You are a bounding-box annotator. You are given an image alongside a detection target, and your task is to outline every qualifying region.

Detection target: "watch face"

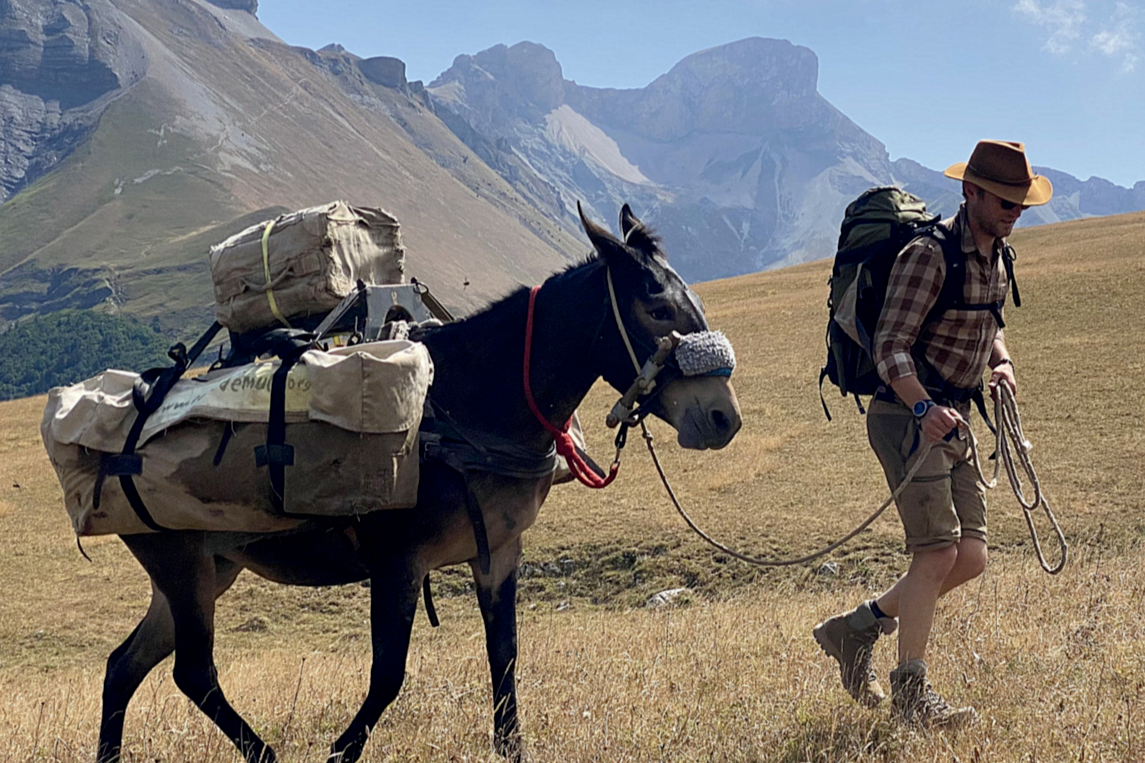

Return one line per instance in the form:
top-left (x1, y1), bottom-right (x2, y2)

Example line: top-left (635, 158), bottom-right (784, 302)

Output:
top-left (913, 400), bottom-right (931, 417)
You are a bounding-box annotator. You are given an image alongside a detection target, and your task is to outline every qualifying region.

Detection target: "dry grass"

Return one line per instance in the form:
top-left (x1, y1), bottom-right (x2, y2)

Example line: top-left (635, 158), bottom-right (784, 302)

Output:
top-left (2, 211), bottom-right (1143, 761)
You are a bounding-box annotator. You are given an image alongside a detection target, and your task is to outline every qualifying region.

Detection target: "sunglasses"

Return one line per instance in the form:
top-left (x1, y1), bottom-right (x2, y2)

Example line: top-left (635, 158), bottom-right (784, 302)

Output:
top-left (998, 198), bottom-right (1030, 211)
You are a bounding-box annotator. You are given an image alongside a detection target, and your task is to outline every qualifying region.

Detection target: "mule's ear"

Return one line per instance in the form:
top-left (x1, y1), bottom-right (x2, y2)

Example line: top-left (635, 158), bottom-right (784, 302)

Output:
top-left (619, 203), bottom-right (659, 258)
top-left (578, 200), bottom-right (622, 256)
top-left (619, 203), bottom-right (640, 240)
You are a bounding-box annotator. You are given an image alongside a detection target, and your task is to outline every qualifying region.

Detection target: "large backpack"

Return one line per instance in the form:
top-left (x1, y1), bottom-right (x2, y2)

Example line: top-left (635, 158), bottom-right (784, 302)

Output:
top-left (819, 187), bottom-right (1019, 417)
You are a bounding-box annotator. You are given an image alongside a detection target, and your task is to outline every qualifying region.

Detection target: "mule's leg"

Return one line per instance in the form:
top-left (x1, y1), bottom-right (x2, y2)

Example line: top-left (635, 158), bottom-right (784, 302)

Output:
top-left (327, 562), bottom-right (421, 763)
top-left (97, 558), bottom-right (243, 762)
top-left (96, 583), bottom-right (174, 763)
top-left (474, 537), bottom-right (525, 761)
top-left (123, 535), bottom-right (275, 763)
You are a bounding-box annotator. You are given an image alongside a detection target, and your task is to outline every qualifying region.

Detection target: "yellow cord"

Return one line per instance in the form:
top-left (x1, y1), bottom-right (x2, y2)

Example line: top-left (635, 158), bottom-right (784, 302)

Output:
top-left (261, 220), bottom-right (291, 328)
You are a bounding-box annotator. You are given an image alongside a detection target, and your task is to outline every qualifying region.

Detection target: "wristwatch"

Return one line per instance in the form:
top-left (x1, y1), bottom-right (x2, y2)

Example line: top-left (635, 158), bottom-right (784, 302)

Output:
top-left (912, 399), bottom-right (937, 419)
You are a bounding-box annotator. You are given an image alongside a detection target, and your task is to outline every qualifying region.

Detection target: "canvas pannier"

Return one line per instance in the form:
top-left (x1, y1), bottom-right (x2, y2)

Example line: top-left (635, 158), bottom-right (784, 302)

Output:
top-left (41, 340), bottom-right (432, 536)
top-left (210, 201), bottom-right (406, 334)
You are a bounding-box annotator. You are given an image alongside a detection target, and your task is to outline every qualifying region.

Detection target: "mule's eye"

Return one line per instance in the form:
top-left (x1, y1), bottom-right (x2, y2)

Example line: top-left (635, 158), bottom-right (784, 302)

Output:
top-left (649, 306), bottom-right (675, 322)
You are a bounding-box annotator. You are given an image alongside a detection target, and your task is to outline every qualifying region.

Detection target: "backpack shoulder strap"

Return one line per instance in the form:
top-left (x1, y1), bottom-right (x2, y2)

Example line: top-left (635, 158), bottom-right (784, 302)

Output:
top-left (920, 222), bottom-right (1009, 330)
top-left (908, 222), bottom-right (963, 328)
top-left (932, 222), bottom-right (965, 311)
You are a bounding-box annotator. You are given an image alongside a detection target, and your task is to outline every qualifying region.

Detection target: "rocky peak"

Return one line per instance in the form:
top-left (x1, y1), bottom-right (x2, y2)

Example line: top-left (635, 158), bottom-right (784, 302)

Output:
top-left (663, 37), bottom-right (819, 102)
top-left (430, 41), bottom-right (565, 133)
top-left (0, 0), bottom-right (147, 200)
top-left (566, 37), bottom-right (832, 142)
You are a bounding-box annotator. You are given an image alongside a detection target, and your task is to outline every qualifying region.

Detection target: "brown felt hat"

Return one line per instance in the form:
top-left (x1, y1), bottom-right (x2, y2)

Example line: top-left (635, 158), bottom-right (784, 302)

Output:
top-left (944, 140), bottom-right (1053, 206)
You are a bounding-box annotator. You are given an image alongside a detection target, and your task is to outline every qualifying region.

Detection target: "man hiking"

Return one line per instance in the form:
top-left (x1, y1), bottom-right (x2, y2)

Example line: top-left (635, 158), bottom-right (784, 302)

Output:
top-left (813, 140), bottom-right (1053, 727)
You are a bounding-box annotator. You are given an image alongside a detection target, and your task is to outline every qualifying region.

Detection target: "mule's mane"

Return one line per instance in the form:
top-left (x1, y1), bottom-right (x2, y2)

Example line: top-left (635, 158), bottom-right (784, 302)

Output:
top-left (428, 254), bottom-right (606, 338)
top-left (425, 222), bottom-right (666, 342)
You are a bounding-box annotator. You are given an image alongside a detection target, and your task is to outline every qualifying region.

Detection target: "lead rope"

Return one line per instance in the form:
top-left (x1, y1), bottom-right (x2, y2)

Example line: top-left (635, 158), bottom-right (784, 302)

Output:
top-left (645, 385), bottom-right (1067, 573)
top-left (641, 421), bottom-right (932, 568)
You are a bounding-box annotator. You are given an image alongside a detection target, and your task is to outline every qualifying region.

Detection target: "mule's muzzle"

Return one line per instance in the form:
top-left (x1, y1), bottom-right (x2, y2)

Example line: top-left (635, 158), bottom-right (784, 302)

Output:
top-left (675, 382), bottom-right (742, 450)
top-left (675, 330), bottom-right (740, 448)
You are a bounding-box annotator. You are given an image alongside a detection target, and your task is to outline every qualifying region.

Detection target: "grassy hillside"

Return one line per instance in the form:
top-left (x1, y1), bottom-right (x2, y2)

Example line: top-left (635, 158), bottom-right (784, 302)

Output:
top-left (1, 210), bottom-right (1142, 761)
top-left (0, 0), bottom-right (589, 339)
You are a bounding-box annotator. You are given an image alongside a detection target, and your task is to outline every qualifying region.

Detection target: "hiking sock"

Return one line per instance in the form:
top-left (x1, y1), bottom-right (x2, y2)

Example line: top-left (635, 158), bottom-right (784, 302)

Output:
top-left (869, 600), bottom-right (890, 621)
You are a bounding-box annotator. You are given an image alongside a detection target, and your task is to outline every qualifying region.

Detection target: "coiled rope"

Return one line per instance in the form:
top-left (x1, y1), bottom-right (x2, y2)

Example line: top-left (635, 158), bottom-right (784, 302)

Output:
top-left (647, 383), bottom-right (1067, 573)
top-left (966, 383), bottom-right (1068, 574)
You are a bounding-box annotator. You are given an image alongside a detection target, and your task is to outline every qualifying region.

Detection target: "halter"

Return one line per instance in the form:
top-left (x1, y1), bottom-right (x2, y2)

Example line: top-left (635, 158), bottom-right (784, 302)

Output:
top-left (523, 267), bottom-right (736, 489)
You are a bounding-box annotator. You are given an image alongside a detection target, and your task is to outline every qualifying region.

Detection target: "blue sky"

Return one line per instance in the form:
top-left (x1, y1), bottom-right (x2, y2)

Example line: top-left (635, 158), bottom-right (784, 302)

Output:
top-left (259, 0), bottom-right (1145, 187)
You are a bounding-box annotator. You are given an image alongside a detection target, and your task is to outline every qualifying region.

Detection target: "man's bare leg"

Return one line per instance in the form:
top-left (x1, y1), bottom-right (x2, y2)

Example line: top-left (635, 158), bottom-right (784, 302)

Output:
top-left (874, 538), bottom-right (987, 660)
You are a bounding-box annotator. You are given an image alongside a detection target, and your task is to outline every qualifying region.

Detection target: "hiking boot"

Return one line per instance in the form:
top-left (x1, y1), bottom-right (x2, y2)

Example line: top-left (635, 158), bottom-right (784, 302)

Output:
top-left (890, 659), bottom-right (976, 729)
top-left (813, 601), bottom-right (897, 707)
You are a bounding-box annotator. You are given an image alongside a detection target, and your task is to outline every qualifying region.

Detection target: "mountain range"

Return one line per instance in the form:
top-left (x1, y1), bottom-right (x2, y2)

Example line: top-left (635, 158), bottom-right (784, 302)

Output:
top-left (2, 0), bottom-right (1142, 333)
top-left (427, 38), bottom-right (1145, 281)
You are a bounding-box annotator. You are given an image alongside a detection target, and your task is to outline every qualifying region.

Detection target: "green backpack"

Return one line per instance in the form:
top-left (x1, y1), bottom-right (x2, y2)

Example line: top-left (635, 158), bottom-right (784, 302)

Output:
top-left (818, 186), bottom-right (1019, 417)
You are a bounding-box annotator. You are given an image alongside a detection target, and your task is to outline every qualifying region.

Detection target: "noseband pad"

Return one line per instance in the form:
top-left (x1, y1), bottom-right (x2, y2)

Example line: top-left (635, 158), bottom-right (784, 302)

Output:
top-left (676, 331), bottom-right (736, 377)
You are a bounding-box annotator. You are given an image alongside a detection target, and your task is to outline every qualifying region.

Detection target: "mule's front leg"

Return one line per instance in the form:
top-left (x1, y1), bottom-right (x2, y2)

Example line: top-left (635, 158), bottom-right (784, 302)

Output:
top-left (473, 537), bottom-right (525, 761)
top-left (328, 562), bottom-right (420, 763)
top-left (97, 589), bottom-right (175, 763)
top-left (124, 535), bottom-right (274, 763)
top-left (98, 559), bottom-right (243, 763)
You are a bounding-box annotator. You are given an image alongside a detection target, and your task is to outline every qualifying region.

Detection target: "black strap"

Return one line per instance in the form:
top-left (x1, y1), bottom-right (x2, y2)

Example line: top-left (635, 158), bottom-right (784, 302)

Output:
top-left (817, 367), bottom-right (833, 421)
top-left (420, 402), bottom-right (558, 480)
top-left (422, 575), bottom-right (440, 628)
top-left (421, 433), bottom-right (493, 576)
top-left (464, 482), bottom-right (492, 576)
top-left (95, 322), bottom-right (225, 532)
top-left (213, 423), bottom-right (235, 466)
top-left (925, 225), bottom-right (1016, 332)
top-left (972, 388), bottom-right (997, 436)
top-left (573, 443), bottom-right (607, 480)
top-left (255, 359), bottom-right (296, 514)
top-left (1002, 244), bottom-right (1021, 307)
top-left (252, 332), bottom-right (315, 515)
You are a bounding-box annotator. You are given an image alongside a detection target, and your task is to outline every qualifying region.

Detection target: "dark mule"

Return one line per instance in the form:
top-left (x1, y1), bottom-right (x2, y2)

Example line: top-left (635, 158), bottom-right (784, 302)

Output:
top-left (95, 205), bottom-right (742, 763)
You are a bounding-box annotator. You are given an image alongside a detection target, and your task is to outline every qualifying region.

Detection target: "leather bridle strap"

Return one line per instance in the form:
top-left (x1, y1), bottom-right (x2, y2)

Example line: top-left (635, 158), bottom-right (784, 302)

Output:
top-left (606, 267), bottom-right (642, 376)
top-left (523, 284), bottom-right (618, 488)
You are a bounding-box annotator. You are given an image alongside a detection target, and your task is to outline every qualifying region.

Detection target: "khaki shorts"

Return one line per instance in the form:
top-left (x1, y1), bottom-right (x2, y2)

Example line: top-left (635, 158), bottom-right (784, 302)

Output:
top-left (866, 398), bottom-right (987, 553)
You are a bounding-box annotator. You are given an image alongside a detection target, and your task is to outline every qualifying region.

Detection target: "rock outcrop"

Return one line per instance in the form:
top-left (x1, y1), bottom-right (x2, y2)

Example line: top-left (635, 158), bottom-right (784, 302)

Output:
top-left (432, 43), bottom-right (566, 134)
top-left (359, 56), bottom-right (406, 90)
top-left (0, 0), bottom-right (146, 200)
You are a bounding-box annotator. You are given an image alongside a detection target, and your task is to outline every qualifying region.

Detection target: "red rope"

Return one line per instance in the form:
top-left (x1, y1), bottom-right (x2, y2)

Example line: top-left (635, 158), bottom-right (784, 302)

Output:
top-left (523, 285), bottom-right (618, 488)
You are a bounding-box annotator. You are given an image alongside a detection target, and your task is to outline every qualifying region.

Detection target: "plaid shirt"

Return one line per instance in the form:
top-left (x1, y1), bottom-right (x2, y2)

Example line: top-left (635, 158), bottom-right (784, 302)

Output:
top-left (874, 204), bottom-right (1008, 391)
